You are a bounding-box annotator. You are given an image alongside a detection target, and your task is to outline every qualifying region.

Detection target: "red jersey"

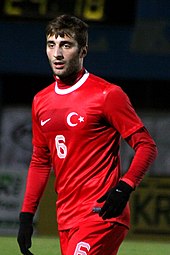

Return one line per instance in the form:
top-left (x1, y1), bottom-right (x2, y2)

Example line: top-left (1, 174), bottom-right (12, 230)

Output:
top-left (22, 71), bottom-right (145, 230)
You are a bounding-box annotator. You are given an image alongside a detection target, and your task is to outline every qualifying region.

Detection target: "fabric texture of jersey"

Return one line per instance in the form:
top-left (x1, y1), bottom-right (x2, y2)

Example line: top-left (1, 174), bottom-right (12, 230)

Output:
top-left (24, 71), bottom-right (144, 230)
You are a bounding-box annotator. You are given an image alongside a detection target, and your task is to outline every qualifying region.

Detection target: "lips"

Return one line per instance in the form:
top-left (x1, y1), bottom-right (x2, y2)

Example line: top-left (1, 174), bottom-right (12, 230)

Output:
top-left (53, 61), bottom-right (65, 69)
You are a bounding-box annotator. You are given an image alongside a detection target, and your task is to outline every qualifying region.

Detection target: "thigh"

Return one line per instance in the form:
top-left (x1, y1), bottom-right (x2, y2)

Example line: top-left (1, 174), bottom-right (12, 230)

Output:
top-left (66, 221), bottom-right (128, 255)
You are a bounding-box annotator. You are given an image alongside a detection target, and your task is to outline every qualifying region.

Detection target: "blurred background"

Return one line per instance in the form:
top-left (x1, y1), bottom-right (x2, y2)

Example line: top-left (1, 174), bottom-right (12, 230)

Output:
top-left (0, 0), bottom-right (169, 239)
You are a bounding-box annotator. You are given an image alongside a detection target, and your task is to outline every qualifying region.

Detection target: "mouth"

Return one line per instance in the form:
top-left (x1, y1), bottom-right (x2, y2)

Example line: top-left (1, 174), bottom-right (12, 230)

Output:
top-left (53, 61), bottom-right (65, 69)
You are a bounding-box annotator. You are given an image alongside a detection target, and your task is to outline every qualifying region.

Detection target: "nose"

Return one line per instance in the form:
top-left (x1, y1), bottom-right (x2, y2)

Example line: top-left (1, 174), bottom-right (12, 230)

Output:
top-left (54, 46), bottom-right (63, 60)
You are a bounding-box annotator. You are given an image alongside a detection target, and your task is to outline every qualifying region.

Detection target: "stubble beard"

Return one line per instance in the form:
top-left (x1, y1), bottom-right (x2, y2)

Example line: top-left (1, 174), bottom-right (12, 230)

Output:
top-left (53, 59), bottom-right (81, 80)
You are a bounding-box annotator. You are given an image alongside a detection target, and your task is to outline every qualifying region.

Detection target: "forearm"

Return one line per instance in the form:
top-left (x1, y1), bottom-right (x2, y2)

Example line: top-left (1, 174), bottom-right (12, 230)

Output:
top-left (122, 128), bottom-right (158, 187)
top-left (21, 166), bottom-right (51, 213)
top-left (21, 146), bottom-right (52, 213)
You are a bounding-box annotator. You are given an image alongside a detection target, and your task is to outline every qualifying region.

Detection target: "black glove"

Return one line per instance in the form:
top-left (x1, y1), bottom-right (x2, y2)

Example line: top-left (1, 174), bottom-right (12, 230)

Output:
top-left (97, 180), bottom-right (133, 220)
top-left (17, 212), bottom-right (34, 255)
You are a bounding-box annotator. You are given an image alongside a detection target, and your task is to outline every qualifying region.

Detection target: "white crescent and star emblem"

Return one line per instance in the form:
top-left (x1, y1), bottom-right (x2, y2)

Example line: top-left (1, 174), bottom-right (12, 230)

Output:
top-left (67, 112), bottom-right (84, 127)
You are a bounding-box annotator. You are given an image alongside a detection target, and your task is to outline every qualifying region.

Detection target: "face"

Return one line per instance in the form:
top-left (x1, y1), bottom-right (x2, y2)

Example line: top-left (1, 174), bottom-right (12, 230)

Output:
top-left (46, 34), bottom-right (87, 79)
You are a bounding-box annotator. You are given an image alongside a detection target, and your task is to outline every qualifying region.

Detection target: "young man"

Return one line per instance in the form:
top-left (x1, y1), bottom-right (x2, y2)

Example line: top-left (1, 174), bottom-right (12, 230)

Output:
top-left (17, 14), bottom-right (157, 255)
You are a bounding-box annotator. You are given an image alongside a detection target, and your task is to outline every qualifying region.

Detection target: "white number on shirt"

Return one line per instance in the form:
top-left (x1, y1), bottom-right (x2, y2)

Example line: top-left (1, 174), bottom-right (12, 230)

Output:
top-left (74, 241), bottom-right (91, 255)
top-left (55, 135), bottom-right (67, 158)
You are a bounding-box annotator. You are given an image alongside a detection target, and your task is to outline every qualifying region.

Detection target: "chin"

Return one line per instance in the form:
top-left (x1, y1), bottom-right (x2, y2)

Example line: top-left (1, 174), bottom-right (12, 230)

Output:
top-left (54, 70), bottom-right (65, 77)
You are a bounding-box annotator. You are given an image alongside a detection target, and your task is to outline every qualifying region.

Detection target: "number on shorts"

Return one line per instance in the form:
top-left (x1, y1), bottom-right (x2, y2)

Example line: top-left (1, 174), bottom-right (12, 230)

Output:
top-left (74, 241), bottom-right (90, 255)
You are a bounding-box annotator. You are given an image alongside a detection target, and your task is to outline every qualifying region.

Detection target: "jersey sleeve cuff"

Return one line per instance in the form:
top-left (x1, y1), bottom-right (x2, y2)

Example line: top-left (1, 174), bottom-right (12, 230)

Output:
top-left (120, 177), bottom-right (135, 189)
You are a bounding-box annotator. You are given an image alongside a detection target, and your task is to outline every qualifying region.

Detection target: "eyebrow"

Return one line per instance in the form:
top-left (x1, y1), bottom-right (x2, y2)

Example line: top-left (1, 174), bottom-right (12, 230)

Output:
top-left (46, 40), bottom-right (55, 44)
top-left (47, 39), bottom-right (73, 44)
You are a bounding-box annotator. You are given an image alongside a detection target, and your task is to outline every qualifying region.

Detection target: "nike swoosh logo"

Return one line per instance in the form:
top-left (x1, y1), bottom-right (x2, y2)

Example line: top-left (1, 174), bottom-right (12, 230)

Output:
top-left (41, 118), bottom-right (51, 126)
top-left (116, 189), bottom-right (122, 193)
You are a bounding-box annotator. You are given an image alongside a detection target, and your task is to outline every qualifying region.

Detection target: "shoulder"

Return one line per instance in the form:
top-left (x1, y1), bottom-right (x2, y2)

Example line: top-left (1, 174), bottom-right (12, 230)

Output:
top-left (88, 73), bottom-right (112, 86)
top-left (33, 82), bottom-right (55, 103)
top-left (88, 73), bottom-right (117, 88)
top-left (88, 73), bottom-right (125, 96)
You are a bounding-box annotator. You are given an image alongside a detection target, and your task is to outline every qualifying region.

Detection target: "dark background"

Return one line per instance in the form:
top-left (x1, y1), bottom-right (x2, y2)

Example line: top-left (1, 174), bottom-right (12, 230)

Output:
top-left (0, 0), bottom-right (170, 111)
top-left (0, 0), bottom-right (170, 237)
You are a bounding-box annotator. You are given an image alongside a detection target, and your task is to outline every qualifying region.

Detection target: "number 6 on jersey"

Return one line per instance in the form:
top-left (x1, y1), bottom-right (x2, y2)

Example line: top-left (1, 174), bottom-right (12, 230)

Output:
top-left (55, 135), bottom-right (67, 159)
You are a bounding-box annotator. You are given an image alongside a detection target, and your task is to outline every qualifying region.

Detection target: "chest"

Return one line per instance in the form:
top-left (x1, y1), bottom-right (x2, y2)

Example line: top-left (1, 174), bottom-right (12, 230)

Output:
top-left (36, 89), bottom-right (108, 137)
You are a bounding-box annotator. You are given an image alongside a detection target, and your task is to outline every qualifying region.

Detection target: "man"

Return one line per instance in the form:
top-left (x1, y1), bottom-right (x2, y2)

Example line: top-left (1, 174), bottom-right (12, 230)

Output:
top-left (17, 14), bottom-right (157, 255)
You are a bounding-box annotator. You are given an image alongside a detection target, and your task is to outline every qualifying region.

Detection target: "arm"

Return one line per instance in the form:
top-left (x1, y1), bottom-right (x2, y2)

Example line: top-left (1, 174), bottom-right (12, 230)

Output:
top-left (17, 145), bottom-right (51, 255)
top-left (97, 127), bottom-right (158, 219)
top-left (96, 85), bottom-right (158, 219)
top-left (121, 127), bottom-right (158, 187)
top-left (22, 145), bottom-right (52, 213)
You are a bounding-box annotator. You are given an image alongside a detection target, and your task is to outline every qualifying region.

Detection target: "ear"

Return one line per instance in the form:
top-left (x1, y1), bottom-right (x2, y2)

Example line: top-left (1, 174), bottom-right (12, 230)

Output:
top-left (80, 45), bottom-right (88, 58)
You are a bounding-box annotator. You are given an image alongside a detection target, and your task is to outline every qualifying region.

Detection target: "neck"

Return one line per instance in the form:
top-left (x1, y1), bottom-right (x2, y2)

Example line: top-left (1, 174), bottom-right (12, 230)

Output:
top-left (55, 68), bottom-right (85, 88)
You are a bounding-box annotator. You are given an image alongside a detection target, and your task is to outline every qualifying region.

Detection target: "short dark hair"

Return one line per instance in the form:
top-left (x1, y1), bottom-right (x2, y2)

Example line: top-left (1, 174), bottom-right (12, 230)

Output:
top-left (46, 14), bottom-right (88, 48)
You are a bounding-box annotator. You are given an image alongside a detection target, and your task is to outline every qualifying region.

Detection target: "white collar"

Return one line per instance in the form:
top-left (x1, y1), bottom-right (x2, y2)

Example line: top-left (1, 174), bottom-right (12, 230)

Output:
top-left (55, 70), bottom-right (89, 95)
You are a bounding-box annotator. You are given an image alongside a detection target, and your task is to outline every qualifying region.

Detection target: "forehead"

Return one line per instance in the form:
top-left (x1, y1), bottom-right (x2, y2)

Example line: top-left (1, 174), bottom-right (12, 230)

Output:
top-left (47, 34), bottom-right (76, 42)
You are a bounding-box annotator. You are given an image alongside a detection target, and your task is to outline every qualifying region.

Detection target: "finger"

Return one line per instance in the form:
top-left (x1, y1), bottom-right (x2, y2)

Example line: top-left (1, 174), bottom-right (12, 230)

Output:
top-left (97, 194), bottom-right (107, 203)
top-left (25, 228), bottom-right (33, 249)
top-left (18, 242), bottom-right (27, 255)
top-left (102, 206), bottom-right (114, 220)
top-left (102, 204), bottom-right (124, 219)
top-left (24, 250), bottom-right (34, 255)
top-left (26, 239), bottom-right (32, 249)
top-left (98, 203), bottom-right (109, 217)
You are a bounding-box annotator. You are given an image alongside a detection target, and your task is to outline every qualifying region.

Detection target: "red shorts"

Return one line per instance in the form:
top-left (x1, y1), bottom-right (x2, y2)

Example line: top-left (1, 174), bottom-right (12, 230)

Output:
top-left (58, 221), bottom-right (128, 255)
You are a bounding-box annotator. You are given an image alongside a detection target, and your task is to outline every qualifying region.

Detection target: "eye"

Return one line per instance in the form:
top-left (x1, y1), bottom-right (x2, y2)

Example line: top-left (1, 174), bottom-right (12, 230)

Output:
top-left (63, 43), bottom-right (71, 49)
top-left (47, 42), bottom-right (55, 49)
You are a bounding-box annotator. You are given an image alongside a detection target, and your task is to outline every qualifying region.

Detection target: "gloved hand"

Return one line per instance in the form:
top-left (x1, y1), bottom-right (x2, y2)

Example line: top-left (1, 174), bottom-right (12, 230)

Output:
top-left (97, 180), bottom-right (133, 219)
top-left (17, 212), bottom-right (34, 255)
